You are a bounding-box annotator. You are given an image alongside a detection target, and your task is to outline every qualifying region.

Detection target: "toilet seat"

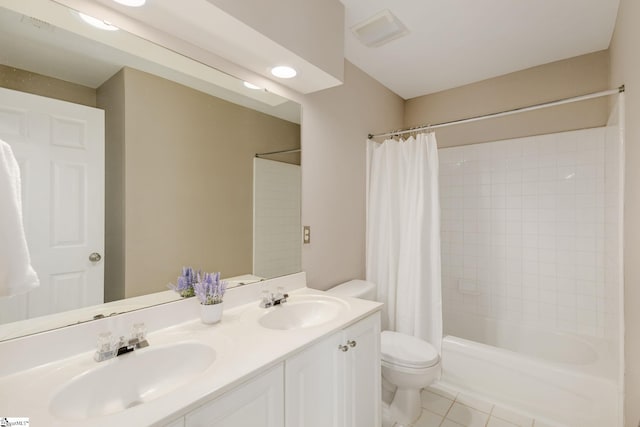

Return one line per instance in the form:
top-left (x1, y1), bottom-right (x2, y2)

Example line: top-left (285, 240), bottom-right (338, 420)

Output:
top-left (381, 331), bottom-right (439, 369)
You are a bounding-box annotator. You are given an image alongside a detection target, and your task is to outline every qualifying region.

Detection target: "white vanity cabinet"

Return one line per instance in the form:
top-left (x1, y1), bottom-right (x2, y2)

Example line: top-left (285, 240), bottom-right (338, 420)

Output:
top-left (165, 311), bottom-right (381, 427)
top-left (185, 364), bottom-right (284, 427)
top-left (284, 312), bottom-right (381, 427)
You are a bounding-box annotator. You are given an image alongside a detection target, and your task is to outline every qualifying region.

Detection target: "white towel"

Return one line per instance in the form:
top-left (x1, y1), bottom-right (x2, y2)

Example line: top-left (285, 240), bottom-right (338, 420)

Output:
top-left (0, 139), bottom-right (39, 297)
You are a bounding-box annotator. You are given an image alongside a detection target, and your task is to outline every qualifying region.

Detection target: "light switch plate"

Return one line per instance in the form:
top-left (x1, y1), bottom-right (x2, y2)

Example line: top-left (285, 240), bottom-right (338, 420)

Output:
top-left (303, 226), bottom-right (311, 244)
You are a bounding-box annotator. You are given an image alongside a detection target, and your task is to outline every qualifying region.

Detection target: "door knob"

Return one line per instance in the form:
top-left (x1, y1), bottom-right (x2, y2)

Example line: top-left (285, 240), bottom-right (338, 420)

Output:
top-left (89, 252), bottom-right (102, 262)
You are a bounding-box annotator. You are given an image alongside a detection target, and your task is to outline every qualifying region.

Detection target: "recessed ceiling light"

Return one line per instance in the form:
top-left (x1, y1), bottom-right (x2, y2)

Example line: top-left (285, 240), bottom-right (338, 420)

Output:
top-left (271, 66), bottom-right (297, 79)
top-left (243, 81), bottom-right (261, 90)
top-left (113, 0), bottom-right (146, 6)
top-left (77, 12), bottom-right (119, 31)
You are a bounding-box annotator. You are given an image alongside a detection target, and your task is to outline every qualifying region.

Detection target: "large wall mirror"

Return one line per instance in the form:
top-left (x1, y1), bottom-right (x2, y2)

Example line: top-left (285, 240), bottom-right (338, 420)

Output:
top-left (0, 0), bottom-right (301, 341)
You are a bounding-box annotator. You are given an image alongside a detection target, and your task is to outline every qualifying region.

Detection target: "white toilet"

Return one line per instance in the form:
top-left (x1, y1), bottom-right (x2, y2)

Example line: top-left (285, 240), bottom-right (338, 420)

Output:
top-left (327, 280), bottom-right (441, 427)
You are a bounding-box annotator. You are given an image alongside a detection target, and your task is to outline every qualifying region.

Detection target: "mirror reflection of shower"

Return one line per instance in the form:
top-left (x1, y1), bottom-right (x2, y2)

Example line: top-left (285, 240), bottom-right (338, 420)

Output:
top-left (253, 149), bottom-right (302, 279)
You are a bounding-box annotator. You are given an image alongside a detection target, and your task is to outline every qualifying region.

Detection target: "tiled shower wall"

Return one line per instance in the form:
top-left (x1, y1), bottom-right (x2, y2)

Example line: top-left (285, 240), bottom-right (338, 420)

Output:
top-left (439, 127), bottom-right (621, 339)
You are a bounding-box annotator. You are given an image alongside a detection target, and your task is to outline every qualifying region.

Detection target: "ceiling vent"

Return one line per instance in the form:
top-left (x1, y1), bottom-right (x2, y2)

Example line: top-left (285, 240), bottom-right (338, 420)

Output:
top-left (351, 9), bottom-right (409, 48)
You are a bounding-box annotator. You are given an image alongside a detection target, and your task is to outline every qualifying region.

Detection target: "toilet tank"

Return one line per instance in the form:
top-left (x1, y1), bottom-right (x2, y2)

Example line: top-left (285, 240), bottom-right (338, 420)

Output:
top-left (326, 279), bottom-right (377, 300)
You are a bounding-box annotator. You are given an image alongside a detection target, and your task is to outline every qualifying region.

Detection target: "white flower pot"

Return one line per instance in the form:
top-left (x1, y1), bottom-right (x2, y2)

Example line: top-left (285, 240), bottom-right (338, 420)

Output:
top-left (200, 302), bottom-right (224, 324)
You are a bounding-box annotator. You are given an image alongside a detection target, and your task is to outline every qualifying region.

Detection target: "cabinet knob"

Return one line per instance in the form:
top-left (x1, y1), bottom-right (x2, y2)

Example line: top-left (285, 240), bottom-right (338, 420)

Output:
top-left (338, 344), bottom-right (349, 352)
top-left (347, 340), bottom-right (357, 348)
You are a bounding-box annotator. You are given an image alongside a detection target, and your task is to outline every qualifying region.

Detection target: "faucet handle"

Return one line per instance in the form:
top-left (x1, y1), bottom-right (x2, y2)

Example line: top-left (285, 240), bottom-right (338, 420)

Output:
top-left (131, 323), bottom-right (149, 348)
top-left (259, 289), bottom-right (272, 308)
top-left (94, 332), bottom-right (116, 362)
top-left (132, 322), bottom-right (146, 341)
top-left (277, 287), bottom-right (288, 304)
top-left (97, 331), bottom-right (113, 352)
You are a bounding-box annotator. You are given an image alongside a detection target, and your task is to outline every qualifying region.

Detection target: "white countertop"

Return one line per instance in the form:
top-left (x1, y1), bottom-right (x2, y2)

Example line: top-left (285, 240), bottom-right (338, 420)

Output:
top-left (0, 286), bottom-right (382, 426)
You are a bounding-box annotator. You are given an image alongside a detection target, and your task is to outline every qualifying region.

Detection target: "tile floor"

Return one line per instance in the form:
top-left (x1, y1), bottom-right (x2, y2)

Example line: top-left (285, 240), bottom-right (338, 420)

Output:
top-left (392, 382), bottom-right (566, 427)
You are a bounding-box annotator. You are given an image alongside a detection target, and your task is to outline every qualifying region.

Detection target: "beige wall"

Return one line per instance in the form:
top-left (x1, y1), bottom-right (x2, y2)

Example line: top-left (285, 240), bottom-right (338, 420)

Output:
top-left (404, 51), bottom-right (610, 148)
top-left (100, 67), bottom-right (300, 299)
top-left (97, 70), bottom-right (126, 303)
top-left (0, 64), bottom-right (96, 107)
top-left (300, 60), bottom-right (404, 289)
top-left (609, 0), bottom-right (640, 425)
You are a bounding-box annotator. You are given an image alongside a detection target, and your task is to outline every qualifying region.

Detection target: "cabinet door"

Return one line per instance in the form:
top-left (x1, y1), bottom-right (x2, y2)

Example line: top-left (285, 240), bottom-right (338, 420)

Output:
top-left (285, 331), bottom-right (345, 427)
top-left (343, 312), bottom-right (381, 427)
top-left (186, 364), bottom-right (284, 427)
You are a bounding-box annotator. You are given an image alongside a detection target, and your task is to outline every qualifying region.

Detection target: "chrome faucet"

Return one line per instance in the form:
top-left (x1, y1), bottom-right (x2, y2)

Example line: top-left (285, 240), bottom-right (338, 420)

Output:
top-left (94, 322), bottom-right (149, 362)
top-left (259, 287), bottom-right (289, 308)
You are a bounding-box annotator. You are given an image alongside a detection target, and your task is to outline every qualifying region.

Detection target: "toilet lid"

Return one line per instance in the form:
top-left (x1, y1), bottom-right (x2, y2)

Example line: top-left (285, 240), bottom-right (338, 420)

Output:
top-left (381, 331), bottom-right (439, 369)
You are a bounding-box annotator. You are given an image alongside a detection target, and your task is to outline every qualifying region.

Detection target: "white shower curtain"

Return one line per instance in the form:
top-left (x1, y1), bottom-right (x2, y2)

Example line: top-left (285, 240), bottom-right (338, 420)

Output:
top-left (366, 132), bottom-right (442, 351)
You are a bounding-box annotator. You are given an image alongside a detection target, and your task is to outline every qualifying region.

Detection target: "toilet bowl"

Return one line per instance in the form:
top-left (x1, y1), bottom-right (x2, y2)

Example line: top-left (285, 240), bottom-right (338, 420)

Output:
top-left (326, 280), bottom-right (441, 427)
top-left (381, 331), bottom-right (440, 426)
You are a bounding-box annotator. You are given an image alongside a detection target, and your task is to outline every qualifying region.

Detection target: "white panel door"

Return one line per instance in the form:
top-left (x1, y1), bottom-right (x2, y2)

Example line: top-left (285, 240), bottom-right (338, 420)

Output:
top-left (0, 87), bottom-right (104, 323)
top-left (285, 330), bottom-right (345, 427)
top-left (186, 364), bottom-right (284, 427)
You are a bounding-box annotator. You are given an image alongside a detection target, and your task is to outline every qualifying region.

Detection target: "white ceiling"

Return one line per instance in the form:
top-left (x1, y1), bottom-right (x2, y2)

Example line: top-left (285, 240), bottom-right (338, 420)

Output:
top-left (341, 0), bottom-right (620, 100)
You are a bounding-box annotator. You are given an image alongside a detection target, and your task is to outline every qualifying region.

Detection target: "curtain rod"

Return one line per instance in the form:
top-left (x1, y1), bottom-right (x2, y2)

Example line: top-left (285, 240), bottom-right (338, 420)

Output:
top-left (368, 85), bottom-right (625, 140)
top-left (255, 148), bottom-right (301, 157)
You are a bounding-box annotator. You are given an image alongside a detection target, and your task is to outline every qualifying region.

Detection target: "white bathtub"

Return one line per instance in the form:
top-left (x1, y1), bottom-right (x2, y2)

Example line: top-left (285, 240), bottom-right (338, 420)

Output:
top-left (440, 316), bottom-right (621, 426)
top-left (444, 313), bottom-right (618, 376)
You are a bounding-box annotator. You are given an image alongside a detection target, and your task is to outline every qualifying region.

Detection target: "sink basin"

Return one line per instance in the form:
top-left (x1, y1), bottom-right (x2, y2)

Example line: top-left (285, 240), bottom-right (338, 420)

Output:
top-left (49, 341), bottom-right (215, 421)
top-left (259, 295), bottom-right (349, 330)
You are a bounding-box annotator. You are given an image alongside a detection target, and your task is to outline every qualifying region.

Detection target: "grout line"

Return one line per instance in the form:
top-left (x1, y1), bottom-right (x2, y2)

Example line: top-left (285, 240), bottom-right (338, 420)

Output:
top-left (434, 389), bottom-right (549, 427)
top-left (420, 387), bottom-right (554, 427)
top-left (485, 403), bottom-right (499, 427)
top-left (438, 395), bottom-right (457, 427)
top-left (439, 415), bottom-right (464, 427)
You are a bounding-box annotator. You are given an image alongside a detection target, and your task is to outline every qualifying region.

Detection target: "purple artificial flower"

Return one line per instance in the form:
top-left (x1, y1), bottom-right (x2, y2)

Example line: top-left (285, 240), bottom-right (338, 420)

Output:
top-left (168, 266), bottom-right (197, 297)
top-left (193, 271), bottom-right (227, 305)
